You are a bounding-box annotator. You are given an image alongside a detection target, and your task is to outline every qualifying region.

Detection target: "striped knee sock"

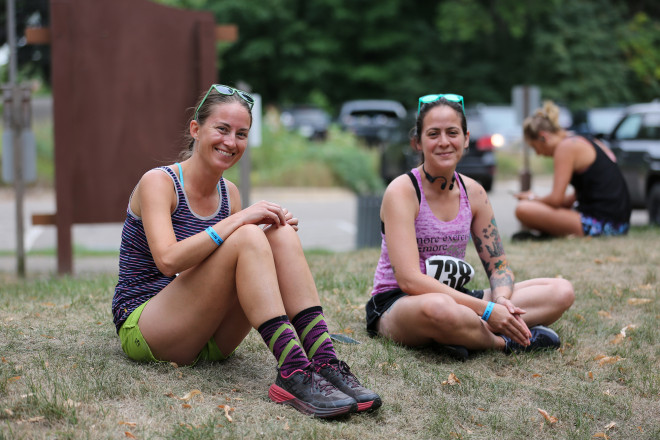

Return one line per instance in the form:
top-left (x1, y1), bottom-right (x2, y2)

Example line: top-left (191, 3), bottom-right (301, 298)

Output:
top-left (258, 316), bottom-right (311, 377)
top-left (291, 306), bottom-right (337, 365)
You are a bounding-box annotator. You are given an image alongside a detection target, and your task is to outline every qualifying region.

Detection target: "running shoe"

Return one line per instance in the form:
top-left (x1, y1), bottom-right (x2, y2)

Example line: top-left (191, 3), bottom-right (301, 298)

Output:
top-left (269, 365), bottom-right (358, 418)
top-left (502, 325), bottom-right (561, 354)
top-left (315, 359), bottom-right (382, 412)
top-left (433, 344), bottom-right (469, 362)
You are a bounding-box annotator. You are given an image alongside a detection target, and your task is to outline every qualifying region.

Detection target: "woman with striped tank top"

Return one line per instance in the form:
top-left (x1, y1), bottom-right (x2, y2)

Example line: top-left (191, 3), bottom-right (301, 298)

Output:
top-left (112, 84), bottom-right (380, 418)
top-left (365, 94), bottom-right (575, 360)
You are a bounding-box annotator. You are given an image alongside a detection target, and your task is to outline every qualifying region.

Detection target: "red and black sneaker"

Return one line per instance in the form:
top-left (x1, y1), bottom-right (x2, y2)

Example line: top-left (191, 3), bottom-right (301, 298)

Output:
top-left (268, 365), bottom-right (358, 418)
top-left (315, 359), bottom-right (382, 412)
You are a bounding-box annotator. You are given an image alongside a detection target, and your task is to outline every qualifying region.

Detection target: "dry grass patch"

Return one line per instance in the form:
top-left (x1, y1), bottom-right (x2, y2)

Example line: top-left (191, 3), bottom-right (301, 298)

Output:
top-left (1, 228), bottom-right (659, 439)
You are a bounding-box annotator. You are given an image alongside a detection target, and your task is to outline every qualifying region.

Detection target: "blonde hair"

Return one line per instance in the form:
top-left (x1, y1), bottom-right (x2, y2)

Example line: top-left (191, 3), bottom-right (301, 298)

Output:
top-left (523, 100), bottom-right (562, 141)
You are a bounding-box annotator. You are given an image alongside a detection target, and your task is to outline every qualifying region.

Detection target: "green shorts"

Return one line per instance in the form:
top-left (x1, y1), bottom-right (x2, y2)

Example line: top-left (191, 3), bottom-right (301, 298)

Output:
top-left (118, 300), bottom-right (230, 364)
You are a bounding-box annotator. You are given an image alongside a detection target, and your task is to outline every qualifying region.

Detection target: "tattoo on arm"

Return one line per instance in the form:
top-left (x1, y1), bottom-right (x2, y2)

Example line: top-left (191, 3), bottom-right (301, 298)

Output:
top-left (473, 234), bottom-right (484, 254)
top-left (482, 218), bottom-right (505, 257)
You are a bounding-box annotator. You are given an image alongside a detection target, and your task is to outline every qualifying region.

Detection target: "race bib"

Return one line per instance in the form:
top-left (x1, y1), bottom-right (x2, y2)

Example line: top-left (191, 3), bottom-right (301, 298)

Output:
top-left (425, 256), bottom-right (475, 291)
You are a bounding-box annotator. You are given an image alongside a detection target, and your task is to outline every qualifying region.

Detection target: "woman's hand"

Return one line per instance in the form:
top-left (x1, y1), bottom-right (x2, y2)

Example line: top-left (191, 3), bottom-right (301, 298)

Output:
top-left (486, 302), bottom-right (532, 347)
top-left (239, 200), bottom-right (288, 227)
top-left (514, 191), bottom-right (536, 201)
top-left (282, 207), bottom-right (299, 231)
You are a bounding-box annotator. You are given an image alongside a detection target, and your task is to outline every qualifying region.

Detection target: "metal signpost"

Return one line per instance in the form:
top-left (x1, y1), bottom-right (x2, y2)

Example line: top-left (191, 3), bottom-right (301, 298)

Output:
top-left (2, 0), bottom-right (35, 278)
top-left (512, 85), bottom-right (541, 192)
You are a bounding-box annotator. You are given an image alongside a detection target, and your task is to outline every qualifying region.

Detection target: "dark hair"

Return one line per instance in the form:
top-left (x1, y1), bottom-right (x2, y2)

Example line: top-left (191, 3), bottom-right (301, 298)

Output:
top-left (412, 98), bottom-right (467, 143)
top-left (179, 88), bottom-right (253, 160)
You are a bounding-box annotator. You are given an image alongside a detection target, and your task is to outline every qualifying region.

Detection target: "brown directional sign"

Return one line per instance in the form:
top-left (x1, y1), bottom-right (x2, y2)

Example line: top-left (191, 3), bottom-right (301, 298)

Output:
top-left (48, 0), bottom-right (218, 273)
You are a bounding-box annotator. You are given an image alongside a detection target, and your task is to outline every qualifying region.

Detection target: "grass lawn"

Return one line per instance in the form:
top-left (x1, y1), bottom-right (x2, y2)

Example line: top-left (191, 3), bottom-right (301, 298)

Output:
top-left (1, 227), bottom-right (659, 439)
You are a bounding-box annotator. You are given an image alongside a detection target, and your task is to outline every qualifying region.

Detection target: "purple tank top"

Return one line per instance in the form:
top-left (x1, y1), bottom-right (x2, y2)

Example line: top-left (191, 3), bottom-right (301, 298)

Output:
top-left (371, 168), bottom-right (472, 295)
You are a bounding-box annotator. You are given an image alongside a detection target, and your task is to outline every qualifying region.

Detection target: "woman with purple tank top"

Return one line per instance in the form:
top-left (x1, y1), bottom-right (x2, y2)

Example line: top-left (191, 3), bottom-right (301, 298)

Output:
top-left (112, 84), bottom-right (380, 418)
top-left (365, 94), bottom-right (575, 359)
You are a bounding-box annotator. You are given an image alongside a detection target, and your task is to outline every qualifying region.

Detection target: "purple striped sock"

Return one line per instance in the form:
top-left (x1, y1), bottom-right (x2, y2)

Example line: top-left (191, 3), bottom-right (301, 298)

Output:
top-left (292, 306), bottom-right (337, 364)
top-left (258, 315), bottom-right (310, 376)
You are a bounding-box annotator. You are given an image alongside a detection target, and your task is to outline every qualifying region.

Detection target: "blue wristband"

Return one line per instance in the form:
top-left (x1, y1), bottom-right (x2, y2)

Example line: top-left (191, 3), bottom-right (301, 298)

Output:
top-left (481, 301), bottom-right (495, 322)
top-left (205, 226), bottom-right (224, 246)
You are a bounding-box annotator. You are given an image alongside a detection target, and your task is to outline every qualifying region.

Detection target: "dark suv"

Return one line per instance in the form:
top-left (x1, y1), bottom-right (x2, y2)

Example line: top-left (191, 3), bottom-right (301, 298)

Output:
top-left (338, 100), bottom-right (408, 146)
top-left (607, 101), bottom-right (660, 224)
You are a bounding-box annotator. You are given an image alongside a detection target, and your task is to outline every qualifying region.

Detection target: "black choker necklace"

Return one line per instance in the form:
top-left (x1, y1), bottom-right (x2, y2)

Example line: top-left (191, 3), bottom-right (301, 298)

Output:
top-left (423, 164), bottom-right (455, 190)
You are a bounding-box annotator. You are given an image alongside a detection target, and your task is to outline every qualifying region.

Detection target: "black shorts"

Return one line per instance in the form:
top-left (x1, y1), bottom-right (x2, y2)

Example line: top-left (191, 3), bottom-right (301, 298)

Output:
top-left (365, 287), bottom-right (484, 337)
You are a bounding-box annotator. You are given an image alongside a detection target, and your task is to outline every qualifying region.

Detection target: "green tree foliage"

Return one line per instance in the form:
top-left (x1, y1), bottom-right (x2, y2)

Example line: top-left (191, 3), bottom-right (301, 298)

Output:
top-left (17, 0), bottom-right (658, 111)
top-left (618, 12), bottom-right (660, 97)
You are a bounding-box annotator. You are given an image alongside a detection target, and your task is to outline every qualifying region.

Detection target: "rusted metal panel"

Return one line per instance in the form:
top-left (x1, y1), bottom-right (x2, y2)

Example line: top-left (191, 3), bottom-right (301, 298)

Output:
top-left (49, 0), bottom-right (217, 273)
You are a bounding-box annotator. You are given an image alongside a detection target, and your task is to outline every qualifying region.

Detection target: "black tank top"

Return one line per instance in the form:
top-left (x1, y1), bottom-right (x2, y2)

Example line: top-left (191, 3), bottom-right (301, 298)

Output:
top-left (570, 137), bottom-right (631, 224)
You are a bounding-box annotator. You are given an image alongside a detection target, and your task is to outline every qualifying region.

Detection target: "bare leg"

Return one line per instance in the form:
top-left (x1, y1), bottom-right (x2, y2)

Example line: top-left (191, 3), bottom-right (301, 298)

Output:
top-left (376, 293), bottom-right (506, 351)
top-left (264, 224), bottom-right (321, 318)
top-left (138, 224), bottom-right (288, 365)
top-left (515, 201), bottom-right (584, 236)
top-left (483, 277), bottom-right (574, 327)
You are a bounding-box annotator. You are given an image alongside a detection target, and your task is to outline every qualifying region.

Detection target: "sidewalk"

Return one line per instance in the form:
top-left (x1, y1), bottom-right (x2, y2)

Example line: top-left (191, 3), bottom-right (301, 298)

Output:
top-left (0, 178), bottom-right (648, 276)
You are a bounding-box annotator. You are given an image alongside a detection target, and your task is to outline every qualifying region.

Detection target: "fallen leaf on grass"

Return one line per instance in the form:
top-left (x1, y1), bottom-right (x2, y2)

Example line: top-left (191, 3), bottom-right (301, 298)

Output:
top-left (610, 324), bottom-right (638, 344)
top-left (597, 311), bottom-right (612, 319)
top-left (27, 416), bottom-right (45, 423)
top-left (124, 432), bottom-right (136, 439)
top-left (1, 357), bottom-right (6, 363)
top-left (627, 298), bottom-right (651, 305)
top-left (442, 373), bottom-right (461, 385)
top-left (604, 421), bottom-right (617, 431)
top-left (594, 355), bottom-right (624, 366)
top-left (217, 404), bottom-right (234, 422)
top-left (457, 422), bottom-right (473, 434)
top-left (7, 376), bottom-right (21, 383)
top-left (587, 371), bottom-right (594, 380)
top-left (537, 408), bottom-right (558, 425)
top-left (165, 389), bottom-right (202, 402)
top-left (180, 390), bottom-right (202, 402)
top-left (64, 399), bottom-right (81, 408)
top-left (592, 433), bottom-right (609, 439)
top-left (118, 421), bottom-right (137, 427)
top-left (609, 333), bottom-right (625, 345)
top-left (41, 334), bottom-right (54, 339)
top-left (619, 324), bottom-right (637, 337)
top-left (532, 373), bottom-right (542, 378)
top-left (182, 404), bottom-right (192, 409)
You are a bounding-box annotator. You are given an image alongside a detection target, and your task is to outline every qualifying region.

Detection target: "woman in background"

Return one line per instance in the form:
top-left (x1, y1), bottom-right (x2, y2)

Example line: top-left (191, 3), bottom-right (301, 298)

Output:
top-left (514, 101), bottom-right (631, 238)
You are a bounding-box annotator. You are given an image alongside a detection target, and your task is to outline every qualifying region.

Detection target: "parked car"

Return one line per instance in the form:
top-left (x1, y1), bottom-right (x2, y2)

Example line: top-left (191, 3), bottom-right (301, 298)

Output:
top-left (280, 105), bottom-right (331, 140)
top-left (465, 104), bottom-right (523, 151)
top-left (338, 99), bottom-right (408, 146)
top-left (571, 106), bottom-right (627, 138)
top-left (607, 100), bottom-right (660, 224)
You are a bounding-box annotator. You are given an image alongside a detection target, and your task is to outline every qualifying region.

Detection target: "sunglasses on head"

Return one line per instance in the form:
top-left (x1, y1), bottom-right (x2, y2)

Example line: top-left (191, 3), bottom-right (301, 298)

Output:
top-left (417, 93), bottom-right (465, 114)
top-left (195, 84), bottom-right (254, 120)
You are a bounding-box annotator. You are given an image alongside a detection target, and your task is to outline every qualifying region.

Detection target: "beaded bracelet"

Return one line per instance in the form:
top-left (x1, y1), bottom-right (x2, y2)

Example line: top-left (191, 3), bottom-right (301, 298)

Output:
top-left (481, 301), bottom-right (495, 322)
top-left (205, 226), bottom-right (224, 246)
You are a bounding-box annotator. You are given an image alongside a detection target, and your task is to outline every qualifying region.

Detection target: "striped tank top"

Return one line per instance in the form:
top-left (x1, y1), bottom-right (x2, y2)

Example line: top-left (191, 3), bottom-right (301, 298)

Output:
top-left (111, 165), bottom-right (231, 332)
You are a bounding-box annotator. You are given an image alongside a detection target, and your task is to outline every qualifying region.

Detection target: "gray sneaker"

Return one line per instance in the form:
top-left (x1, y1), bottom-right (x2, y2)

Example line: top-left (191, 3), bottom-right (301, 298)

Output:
top-left (315, 359), bottom-right (382, 412)
top-left (502, 325), bottom-right (561, 354)
top-left (269, 365), bottom-right (358, 418)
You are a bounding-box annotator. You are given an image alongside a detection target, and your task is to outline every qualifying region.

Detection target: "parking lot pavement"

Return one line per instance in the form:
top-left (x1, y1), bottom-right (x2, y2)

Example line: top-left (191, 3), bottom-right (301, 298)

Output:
top-left (0, 178), bottom-right (648, 276)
